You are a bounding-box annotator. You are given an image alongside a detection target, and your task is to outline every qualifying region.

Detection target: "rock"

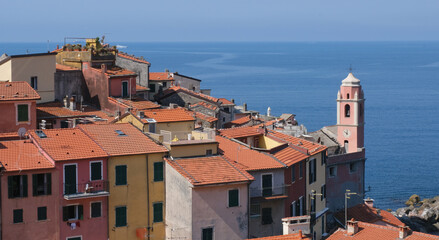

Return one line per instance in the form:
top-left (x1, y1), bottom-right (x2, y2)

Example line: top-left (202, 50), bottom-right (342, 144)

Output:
top-left (406, 194), bottom-right (421, 206)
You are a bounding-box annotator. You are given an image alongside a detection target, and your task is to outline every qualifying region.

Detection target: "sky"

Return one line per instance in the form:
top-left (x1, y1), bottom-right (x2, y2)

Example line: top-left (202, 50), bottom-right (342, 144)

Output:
top-left (1, 0), bottom-right (439, 42)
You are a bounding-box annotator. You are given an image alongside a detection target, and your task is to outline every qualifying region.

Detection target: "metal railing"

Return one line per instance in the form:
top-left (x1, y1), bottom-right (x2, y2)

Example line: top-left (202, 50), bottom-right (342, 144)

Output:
top-left (64, 180), bottom-right (109, 196)
top-left (250, 185), bottom-right (289, 198)
top-left (161, 129), bottom-right (216, 144)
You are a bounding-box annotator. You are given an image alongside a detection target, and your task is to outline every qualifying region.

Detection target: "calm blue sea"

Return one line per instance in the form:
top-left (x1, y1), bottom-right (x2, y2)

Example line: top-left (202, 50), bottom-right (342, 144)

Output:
top-left (2, 41), bottom-right (439, 211)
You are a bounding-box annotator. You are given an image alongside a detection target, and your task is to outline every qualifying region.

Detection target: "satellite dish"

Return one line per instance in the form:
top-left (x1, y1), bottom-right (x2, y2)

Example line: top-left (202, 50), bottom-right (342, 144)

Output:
top-left (17, 127), bottom-right (26, 139)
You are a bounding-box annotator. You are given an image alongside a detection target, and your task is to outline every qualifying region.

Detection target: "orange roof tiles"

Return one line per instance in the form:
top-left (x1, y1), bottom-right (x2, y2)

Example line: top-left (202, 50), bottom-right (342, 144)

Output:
top-left (149, 72), bottom-right (174, 81)
top-left (266, 130), bottom-right (327, 155)
top-left (160, 86), bottom-right (220, 103)
top-left (216, 135), bottom-right (286, 171)
top-left (37, 102), bottom-right (111, 120)
top-left (140, 108), bottom-right (195, 123)
top-left (117, 53), bottom-right (150, 65)
top-left (29, 128), bottom-right (108, 161)
top-left (191, 101), bottom-right (218, 111)
top-left (0, 81), bottom-right (40, 101)
top-left (165, 155), bottom-right (254, 186)
top-left (333, 204), bottom-right (404, 227)
top-left (219, 98), bottom-right (234, 105)
top-left (229, 115), bottom-right (251, 125)
top-left (0, 140), bottom-right (54, 172)
top-left (194, 111), bottom-right (218, 123)
top-left (247, 233), bottom-right (311, 240)
top-left (79, 123), bottom-right (167, 156)
top-left (328, 221), bottom-right (439, 240)
top-left (272, 145), bottom-right (309, 166)
top-left (105, 67), bottom-right (136, 76)
top-left (136, 85), bottom-right (149, 91)
top-left (219, 126), bottom-right (263, 139)
top-left (111, 98), bottom-right (161, 111)
top-left (56, 63), bottom-right (80, 71)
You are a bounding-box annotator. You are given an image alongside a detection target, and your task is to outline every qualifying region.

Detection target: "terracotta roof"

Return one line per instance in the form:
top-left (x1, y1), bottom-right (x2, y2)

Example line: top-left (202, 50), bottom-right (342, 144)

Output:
top-left (140, 108), bottom-right (195, 123)
top-left (37, 102), bottom-right (111, 120)
top-left (111, 98), bottom-right (161, 111)
top-left (79, 123), bottom-right (167, 156)
top-left (160, 86), bottom-right (220, 103)
top-left (328, 221), bottom-right (439, 240)
top-left (271, 145), bottom-right (309, 166)
top-left (165, 155), bottom-right (254, 186)
top-left (333, 203), bottom-right (404, 227)
top-left (219, 98), bottom-right (234, 105)
top-left (117, 53), bottom-right (150, 65)
top-left (219, 126), bottom-right (263, 139)
top-left (0, 140), bottom-right (54, 172)
top-left (136, 85), bottom-right (149, 91)
top-left (247, 233), bottom-right (311, 240)
top-left (216, 135), bottom-right (285, 171)
top-left (0, 81), bottom-right (40, 101)
top-left (149, 72), bottom-right (174, 81)
top-left (194, 111), bottom-right (217, 123)
top-left (191, 101), bottom-right (218, 111)
top-left (229, 115), bottom-right (251, 125)
top-left (92, 66), bottom-right (136, 77)
top-left (56, 63), bottom-right (79, 71)
top-left (266, 130), bottom-right (327, 155)
top-left (29, 128), bottom-right (108, 161)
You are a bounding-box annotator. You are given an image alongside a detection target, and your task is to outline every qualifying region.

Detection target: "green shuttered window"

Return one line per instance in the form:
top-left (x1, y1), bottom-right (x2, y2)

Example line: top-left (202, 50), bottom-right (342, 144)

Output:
top-left (202, 228), bottom-right (213, 240)
top-left (115, 206), bottom-right (127, 227)
top-left (32, 173), bottom-right (51, 196)
top-left (228, 189), bottom-right (239, 207)
top-left (115, 165), bottom-right (127, 185)
top-left (91, 202), bottom-right (101, 218)
top-left (90, 162), bottom-right (102, 181)
top-left (8, 175), bottom-right (27, 198)
top-left (153, 202), bottom-right (163, 223)
top-left (37, 206), bottom-right (47, 221)
top-left (13, 209), bottom-right (23, 223)
top-left (17, 104), bottom-right (29, 122)
top-left (153, 162), bottom-right (163, 182)
top-left (62, 205), bottom-right (83, 221)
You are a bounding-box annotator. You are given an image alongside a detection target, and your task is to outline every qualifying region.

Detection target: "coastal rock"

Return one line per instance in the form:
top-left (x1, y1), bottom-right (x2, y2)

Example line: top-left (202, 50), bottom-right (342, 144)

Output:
top-left (396, 195), bottom-right (439, 234)
top-left (405, 194), bottom-right (421, 206)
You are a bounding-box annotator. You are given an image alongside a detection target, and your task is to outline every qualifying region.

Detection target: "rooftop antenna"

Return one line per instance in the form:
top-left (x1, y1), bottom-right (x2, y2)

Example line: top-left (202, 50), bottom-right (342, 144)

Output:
top-left (349, 64), bottom-right (354, 73)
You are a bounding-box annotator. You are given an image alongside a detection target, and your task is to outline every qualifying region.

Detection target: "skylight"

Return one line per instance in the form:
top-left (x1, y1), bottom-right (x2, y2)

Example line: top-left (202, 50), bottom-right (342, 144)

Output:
top-left (115, 130), bottom-right (126, 136)
top-left (35, 130), bottom-right (47, 138)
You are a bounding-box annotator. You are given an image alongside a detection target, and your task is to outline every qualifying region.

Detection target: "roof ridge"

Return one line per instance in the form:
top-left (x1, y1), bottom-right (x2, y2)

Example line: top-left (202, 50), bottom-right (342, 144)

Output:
top-left (221, 155), bottom-right (253, 181)
top-left (77, 126), bottom-right (110, 156)
top-left (170, 158), bottom-right (199, 184)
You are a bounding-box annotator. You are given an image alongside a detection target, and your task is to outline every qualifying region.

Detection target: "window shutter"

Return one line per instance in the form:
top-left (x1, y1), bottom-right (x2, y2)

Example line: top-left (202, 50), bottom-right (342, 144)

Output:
top-left (116, 206), bottom-right (127, 227)
top-left (153, 162), bottom-right (163, 182)
top-left (32, 174), bottom-right (38, 196)
top-left (313, 159), bottom-right (317, 182)
top-left (153, 203), bottom-right (163, 222)
top-left (228, 189), bottom-right (239, 207)
top-left (91, 162), bottom-right (102, 180)
top-left (8, 176), bottom-right (13, 198)
top-left (17, 105), bottom-right (28, 122)
top-left (116, 166), bottom-right (127, 185)
top-left (78, 205), bottom-right (83, 220)
top-left (63, 206), bottom-right (68, 221)
top-left (22, 175), bottom-right (28, 197)
top-left (47, 173), bottom-right (52, 195)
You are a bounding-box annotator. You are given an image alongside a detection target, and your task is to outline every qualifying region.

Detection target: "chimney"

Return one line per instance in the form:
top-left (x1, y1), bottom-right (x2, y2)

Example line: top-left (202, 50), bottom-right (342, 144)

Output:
top-left (399, 226), bottom-right (410, 239)
top-left (231, 98), bottom-right (235, 104)
top-left (69, 96), bottom-right (76, 111)
top-left (364, 198), bottom-right (374, 208)
top-left (101, 64), bottom-right (107, 73)
top-left (137, 111), bottom-right (145, 119)
top-left (63, 96), bottom-right (69, 108)
top-left (298, 230), bottom-right (303, 240)
top-left (347, 219), bottom-right (359, 236)
top-left (243, 103), bottom-right (247, 111)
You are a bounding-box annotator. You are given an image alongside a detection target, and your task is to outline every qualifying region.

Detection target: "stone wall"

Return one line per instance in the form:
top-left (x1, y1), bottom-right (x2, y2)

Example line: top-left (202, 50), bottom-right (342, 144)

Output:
top-left (115, 54), bottom-right (149, 87)
top-left (54, 70), bottom-right (89, 102)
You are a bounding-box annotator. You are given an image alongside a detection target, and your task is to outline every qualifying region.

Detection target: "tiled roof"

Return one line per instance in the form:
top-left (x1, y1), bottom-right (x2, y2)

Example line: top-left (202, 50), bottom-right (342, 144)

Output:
top-left (266, 130), bottom-right (327, 155)
top-left (29, 128), bottom-right (108, 161)
top-left (79, 123), bottom-right (167, 156)
top-left (56, 63), bottom-right (80, 71)
top-left (111, 98), bottom-right (161, 111)
top-left (160, 86), bottom-right (220, 103)
top-left (191, 101), bottom-right (218, 111)
top-left (333, 203), bottom-right (404, 227)
top-left (0, 81), bottom-right (40, 101)
top-left (219, 98), bottom-right (234, 105)
top-left (0, 140), bottom-right (54, 172)
top-left (117, 53), bottom-right (150, 65)
top-left (149, 72), bottom-right (174, 81)
top-left (37, 102), bottom-right (111, 120)
top-left (247, 233), bottom-right (310, 240)
top-left (92, 66), bottom-right (136, 77)
top-left (165, 155), bottom-right (254, 186)
top-left (328, 221), bottom-right (439, 240)
top-left (219, 126), bottom-right (263, 139)
top-left (140, 108), bottom-right (195, 123)
top-left (194, 111), bottom-right (217, 123)
top-left (229, 115), bottom-right (251, 125)
top-left (271, 145), bottom-right (309, 166)
top-left (0, 132), bottom-right (20, 141)
top-left (216, 135), bottom-right (286, 171)
top-left (136, 85), bottom-right (149, 91)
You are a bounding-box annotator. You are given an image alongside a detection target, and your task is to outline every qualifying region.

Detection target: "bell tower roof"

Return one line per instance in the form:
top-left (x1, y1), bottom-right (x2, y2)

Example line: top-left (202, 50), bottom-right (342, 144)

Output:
top-left (342, 72), bottom-right (361, 87)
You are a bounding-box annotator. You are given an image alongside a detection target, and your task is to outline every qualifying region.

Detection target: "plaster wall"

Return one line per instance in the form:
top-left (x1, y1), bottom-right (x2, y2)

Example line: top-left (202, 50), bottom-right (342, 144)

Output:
top-left (109, 77), bottom-right (136, 98)
top-left (258, 136), bottom-right (283, 149)
top-left (249, 199), bottom-right (284, 238)
top-left (284, 160), bottom-right (307, 217)
top-left (0, 59), bottom-right (11, 81)
top-left (82, 62), bottom-right (110, 111)
top-left (115, 55), bottom-right (149, 87)
top-left (169, 142), bottom-right (218, 158)
top-left (249, 169), bottom-right (284, 198)
top-left (173, 74), bottom-right (200, 92)
top-left (155, 121), bottom-right (195, 133)
top-left (54, 70), bottom-right (88, 102)
top-left (0, 101), bottom-right (37, 133)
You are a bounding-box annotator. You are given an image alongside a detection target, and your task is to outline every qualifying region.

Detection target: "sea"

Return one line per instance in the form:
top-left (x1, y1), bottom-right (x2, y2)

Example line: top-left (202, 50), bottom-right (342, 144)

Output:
top-left (1, 41), bottom-right (439, 211)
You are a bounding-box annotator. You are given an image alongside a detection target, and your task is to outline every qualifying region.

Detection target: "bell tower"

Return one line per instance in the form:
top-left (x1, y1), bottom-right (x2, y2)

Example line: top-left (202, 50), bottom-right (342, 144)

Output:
top-left (336, 72), bottom-right (365, 153)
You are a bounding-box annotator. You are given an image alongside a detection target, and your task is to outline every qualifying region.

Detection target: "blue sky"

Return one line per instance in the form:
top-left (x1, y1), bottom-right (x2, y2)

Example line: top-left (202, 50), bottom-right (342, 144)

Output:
top-left (1, 0), bottom-right (438, 42)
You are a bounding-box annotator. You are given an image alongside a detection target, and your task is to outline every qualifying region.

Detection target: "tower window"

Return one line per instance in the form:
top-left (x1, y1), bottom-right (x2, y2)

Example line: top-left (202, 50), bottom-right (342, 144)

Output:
top-left (347, 93), bottom-right (350, 99)
top-left (344, 140), bottom-right (349, 152)
top-left (345, 104), bottom-right (350, 117)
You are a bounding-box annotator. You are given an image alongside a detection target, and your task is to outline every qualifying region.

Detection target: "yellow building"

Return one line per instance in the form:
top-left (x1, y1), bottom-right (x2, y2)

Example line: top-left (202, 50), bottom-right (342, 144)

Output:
top-left (79, 123), bottom-right (168, 240)
top-left (0, 52), bottom-right (56, 103)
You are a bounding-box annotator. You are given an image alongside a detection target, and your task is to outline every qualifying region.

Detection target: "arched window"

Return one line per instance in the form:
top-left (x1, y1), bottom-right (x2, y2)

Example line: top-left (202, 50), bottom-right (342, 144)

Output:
top-left (344, 140), bottom-right (349, 152)
top-left (347, 93), bottom-right (350, 99)
top-left (345, 104), bottom-right (350, 117)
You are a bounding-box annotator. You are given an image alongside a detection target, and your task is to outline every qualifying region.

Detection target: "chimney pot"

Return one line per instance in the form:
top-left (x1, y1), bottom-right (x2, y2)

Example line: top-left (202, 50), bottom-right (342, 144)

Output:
top-left (298, 230), bottom-right (303, 239)
top-left (365, 198), bottom-right (374, 208)
top-left (69, 96), bottom-right (76, 111)
top-left (399, 226), bottom-right (410, 239)
top-left (347, 219), bottom-right (359, 236)
top-left (101, 64), bottom-right (107, 73)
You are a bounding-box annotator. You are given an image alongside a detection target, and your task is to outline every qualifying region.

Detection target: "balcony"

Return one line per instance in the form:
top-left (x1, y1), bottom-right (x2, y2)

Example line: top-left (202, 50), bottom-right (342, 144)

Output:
top-left (64, 180), bottom-right (109, 200)
top-left (250, 185), bottom-right (289, 200)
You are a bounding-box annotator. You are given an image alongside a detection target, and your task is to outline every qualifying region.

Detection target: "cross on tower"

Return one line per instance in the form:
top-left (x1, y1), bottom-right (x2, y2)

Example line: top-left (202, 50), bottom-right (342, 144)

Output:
top-left (348, 64), bottom-right (354, 73)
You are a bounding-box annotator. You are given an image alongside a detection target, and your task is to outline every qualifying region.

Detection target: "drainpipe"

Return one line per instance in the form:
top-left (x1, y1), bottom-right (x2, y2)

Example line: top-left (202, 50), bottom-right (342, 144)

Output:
top-left (247, 183), bottom-right (250, 238)
top-left (146, 155), bottom-right (151, 240)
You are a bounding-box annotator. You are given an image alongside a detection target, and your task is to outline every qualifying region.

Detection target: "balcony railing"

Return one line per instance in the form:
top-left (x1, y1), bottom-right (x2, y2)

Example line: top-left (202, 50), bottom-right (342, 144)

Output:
top-left (250, 185), bottom-right (289, 199)
top-left (64, 180), bottom-right (109, 200)
top-left (161, 129), bottom-right (216, 144)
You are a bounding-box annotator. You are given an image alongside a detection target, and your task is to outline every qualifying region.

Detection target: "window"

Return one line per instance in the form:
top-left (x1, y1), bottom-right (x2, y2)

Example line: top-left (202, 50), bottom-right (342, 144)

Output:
top-left (321, 184), bottom-right (326, 201)
top-left (8, 175), bottom-right (27, 198)
top-left (32, 173), bottom-right (51, 196)
top-left (206, 149), bottom-right (213, 156)
top-left (344, 140), bottom-right (349, 152)
top-left (224, 107), bottom-right (230, 113)
top-left (148, 123), bottom-right (156, 133)
top-left (31, 76), bottom-right (38, 90)
top-left (115, 165), bottom-right (127, 185)
top-left (153, 162), bottom-right (163, 182)
top-left (90, 161), bottom-right (102, 181)
top-left (162, 82), bottom-right (167, 88)
top-left (37, 206), bottom-right (47, 221)
top-left (222, 117), bottom-right (225, 122)
top-left (63, 205), bottom-right (83, 221)
top-left (250, 204), bottom-right (260, 217)
top-left (17, 104), bottom-right (29, 122)
top-left (321, 152), bottom-right (326, 166)
top-left (67, 237), bottom-right (82, 240)
top-left (149, 83), bottom-right (156, 92)
top-left (261, 208), bottom-right (273, 225)
top-left (13, 209), bottom-right (23, 223)
top-left (309, 159), bottom-right (316, 184)
top-left (299, 162), bottom-right (303, 179)
top-left (262, 174), bottom-right (273, 197)
top-left (322, 215), bottom-right (326, 234)
top-left (311, 195), bottom-right (316, 212)
top-left (291, 201), bottom-right (297, 216)
top-left (153, 202), bottom-right (163, 223)
top-left (91, 202), bottom-right (101, 218)
top-left (115, 206), bottom-right (127, 227)
top-left (347, 93), bottom-right (350, 99)
top-left (61, 120), bottom-right (69, 128)
top-left (202, 227), bottom-right (213, 240)
top-left (299, 196), bottom-right (304, 215)
top-left (228, 189), bottom-right (239, 207)
top-left (64, 164), bottom-right (77, 195)
top-left (122, 81), bottom-right (129, 98)
top-left (345, 104), bottom-right (350, 117)
top-left (329, 166), bottom-right (337, 177)
top-left (350, 162), bottom-right (358, 173)
top-left (291, 164), bottom-right (296, 183)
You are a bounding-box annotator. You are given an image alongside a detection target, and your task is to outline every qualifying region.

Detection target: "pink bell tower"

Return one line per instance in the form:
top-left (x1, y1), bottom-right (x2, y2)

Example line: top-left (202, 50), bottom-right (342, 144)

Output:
top-left (336, 72), bottom-right (365, 153)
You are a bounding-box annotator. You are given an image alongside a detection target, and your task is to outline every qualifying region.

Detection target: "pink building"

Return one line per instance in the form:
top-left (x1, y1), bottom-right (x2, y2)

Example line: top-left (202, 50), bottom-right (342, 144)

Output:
top-left (0, 81), bottom-right (40, 133)
top-left (0, 140), bottom-right (58, 239)
top-left (29, 128), bottom-right (109, 240)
